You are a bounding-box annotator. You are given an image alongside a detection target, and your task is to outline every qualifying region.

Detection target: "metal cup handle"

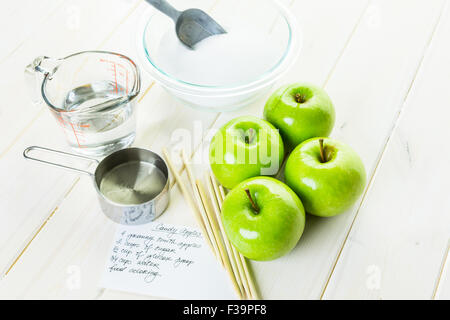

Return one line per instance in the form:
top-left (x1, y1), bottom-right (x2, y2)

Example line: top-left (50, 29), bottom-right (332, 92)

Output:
top-left (23, 146), bottom-right (99, 176)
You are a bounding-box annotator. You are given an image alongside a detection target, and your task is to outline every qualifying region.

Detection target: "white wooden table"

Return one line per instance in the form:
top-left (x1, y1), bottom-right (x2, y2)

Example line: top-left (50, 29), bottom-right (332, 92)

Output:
top-left (1, 0), bottom-right (449, 300)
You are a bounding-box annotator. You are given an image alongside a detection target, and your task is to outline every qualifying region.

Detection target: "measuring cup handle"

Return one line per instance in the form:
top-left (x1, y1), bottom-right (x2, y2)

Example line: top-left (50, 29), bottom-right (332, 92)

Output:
top-left (23, 146), bottom-right (99, 176)
top-left (24, 56), bottom-right (62, 105)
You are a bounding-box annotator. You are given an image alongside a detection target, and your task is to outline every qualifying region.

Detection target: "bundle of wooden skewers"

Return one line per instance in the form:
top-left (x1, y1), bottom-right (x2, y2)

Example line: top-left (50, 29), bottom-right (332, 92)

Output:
top-left (162, 148), bottom-right (260, 300)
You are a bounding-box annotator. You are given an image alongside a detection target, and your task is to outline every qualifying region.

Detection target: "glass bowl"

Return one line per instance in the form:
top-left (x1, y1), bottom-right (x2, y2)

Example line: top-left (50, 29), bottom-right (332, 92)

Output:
top-left (137, 0), bottom-right (301, 112)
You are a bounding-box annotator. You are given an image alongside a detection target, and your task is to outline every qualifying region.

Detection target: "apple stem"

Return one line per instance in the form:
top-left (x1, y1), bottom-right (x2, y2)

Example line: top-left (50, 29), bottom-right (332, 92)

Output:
top-left (245, 188), bottom-right (260, 214)
top-left (319, 138), bottom-right (327, 163)
top-left (245, 128), bottom-right (255, 144)
top-left (295, 93), bottom-right (306, 103)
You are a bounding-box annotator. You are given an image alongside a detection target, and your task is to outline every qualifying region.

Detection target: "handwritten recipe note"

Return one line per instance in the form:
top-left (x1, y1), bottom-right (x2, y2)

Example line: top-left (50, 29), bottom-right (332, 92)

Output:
top-left (101, 222), bottom-right (235, 299)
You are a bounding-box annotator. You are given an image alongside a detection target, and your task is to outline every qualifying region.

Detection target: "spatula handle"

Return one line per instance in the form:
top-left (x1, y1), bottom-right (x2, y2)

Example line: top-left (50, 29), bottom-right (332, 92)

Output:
top-left (146, 0), bottom-right (180, 22)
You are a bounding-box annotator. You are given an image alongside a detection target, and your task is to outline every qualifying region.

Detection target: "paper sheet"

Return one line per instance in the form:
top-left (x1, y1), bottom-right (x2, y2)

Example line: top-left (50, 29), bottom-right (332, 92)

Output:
top-left (101, 222), bottom-right (236, 299)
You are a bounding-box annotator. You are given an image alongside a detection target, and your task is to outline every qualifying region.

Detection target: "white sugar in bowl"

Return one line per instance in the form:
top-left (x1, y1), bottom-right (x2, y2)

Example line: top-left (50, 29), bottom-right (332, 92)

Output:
top-left (137, 0), bottom-right (301, 112)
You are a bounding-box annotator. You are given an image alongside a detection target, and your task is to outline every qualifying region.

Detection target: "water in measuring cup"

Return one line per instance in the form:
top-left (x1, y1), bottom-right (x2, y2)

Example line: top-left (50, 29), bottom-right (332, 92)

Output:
top-left (99, 161), bottom-right (167, 205)
top-left (61, 80), bottom-right (136, 155)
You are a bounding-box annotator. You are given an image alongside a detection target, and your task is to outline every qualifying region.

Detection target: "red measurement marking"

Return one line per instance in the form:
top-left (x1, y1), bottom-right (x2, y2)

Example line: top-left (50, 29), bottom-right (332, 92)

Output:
top-left (54, 113), bottom-right (70, 141)
top-left (100, 58), bottom-right (119, 94)
top-left (113, 62), bottom-right (118, 94)
top-left (126, 69), bottom-right (129, 94)
top-left (69, 122), bottom-right (86, 148)
top-left (99, 58), bottom-right (130, 95)
top-left (53, 112), bottom-right (87, 148)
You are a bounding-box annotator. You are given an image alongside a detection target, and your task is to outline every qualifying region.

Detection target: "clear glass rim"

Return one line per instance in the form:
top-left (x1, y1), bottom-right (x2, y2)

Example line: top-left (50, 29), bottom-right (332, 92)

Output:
top-left (139, 0), bottom-right (301, 94)
top-left (41, 50), bottom-right (141, 114)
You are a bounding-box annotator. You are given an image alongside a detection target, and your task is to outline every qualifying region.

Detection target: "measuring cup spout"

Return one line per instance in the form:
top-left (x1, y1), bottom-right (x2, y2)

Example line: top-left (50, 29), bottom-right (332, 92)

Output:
top-left (23, 146), bottom-right (99, 176)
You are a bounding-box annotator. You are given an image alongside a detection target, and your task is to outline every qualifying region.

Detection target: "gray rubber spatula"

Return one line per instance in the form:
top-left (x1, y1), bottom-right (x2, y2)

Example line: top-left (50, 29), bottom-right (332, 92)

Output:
top-left (146, 0), bottom-right (226, 48)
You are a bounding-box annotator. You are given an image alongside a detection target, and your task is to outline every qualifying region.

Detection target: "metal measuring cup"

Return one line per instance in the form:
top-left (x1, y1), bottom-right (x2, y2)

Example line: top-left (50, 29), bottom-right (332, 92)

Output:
top-left (23, 146), bottom-right (170, 225)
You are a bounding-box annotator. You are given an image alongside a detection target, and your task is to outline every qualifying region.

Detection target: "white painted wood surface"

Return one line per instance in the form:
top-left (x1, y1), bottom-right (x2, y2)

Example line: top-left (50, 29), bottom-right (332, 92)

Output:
top-left (324, 1), bottom-right (450, 298)
top-left (0, 0), bottom-right (449, 300)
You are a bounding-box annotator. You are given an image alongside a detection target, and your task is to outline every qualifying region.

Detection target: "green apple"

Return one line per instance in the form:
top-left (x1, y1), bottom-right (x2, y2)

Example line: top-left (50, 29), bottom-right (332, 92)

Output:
top-left (285, 137), bottom-right (366, 217)
top-left (222, 177), bottom-right (305, 261)
top-left (209, 116), bottom-right (284, 189)
top-left (263, 83), bottom-right (335, 150)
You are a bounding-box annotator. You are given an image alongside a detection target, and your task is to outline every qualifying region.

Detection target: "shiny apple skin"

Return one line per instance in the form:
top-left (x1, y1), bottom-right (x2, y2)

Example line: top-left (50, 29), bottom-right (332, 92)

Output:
top-left (209, 116), bottom-right (284, 189)
top-left (285, 137), bottom-right (366, 217)
top-left (222, 177), bottom-right (305, 261)
top-left (264, 83), bottom-right (335, 150)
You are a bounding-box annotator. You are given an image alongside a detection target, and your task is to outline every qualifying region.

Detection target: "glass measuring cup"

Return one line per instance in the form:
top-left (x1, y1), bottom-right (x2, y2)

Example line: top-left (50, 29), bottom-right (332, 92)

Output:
top-left (25, 51), bottom-right (141, 156)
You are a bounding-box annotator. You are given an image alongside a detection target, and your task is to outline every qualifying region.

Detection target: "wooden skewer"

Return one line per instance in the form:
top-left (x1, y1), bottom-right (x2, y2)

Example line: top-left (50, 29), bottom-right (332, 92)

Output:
top-left (162, 148), bottom-right (215, 253)
top-left (175, 149), bottom-right (242, 299)
top-left (162, 148), bottom-right (242, 299)
top-left (169, 162), bottom-right (186, 188)
top-left (212, 175), bottom-right (261, 300)
top-left (179, 150), bottom-right (223, 265)
top-left (195, 180), bottom-right (245, 299)
top-left (203, 175), bottom-right (247, 298)
top-left (209, 174), bottom-right (253, 300)
top-left (214, 184), bottom-right (254, 299)
top-left (218, 185), bottom-right (226, 202)
top-left (238, 251), bottom-right (260, 300)
top-left (180, 149), bottom-right (243, 296)
top-left (193, 187), bottom-right (224, 267)
top-left (207, 173), bottom-right (252, 299)
top-left (162, 147), bottom-right (256, 300)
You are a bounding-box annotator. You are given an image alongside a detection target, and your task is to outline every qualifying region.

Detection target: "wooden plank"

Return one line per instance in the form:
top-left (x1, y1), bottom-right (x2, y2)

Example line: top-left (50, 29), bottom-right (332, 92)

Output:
top-left (0, 0), bottom-right (368, 299)
top-left (434, 242), bottom-right (450, 299)
top-left (0, 0), bottom-right (65, 63)
top-left (323, 2), bottom-right (450, 299)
